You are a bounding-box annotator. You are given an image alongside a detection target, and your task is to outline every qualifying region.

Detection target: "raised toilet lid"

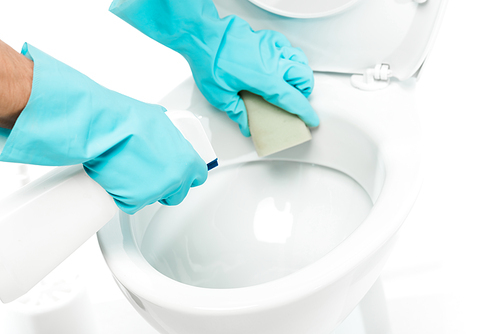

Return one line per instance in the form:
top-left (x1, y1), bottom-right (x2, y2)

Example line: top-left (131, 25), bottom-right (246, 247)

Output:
top-left (247, 0), bottom-right (360, 19)
top-left (213, 0), bottom-right (447, 81)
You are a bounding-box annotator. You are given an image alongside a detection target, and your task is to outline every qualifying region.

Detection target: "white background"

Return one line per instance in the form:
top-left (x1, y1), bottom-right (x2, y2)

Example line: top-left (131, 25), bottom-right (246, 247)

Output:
top-left (1, 0), bottom-right (500, 333)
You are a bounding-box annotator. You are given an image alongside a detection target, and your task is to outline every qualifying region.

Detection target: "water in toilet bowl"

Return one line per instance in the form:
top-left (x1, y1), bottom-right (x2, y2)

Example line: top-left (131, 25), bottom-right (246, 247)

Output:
top-left (140, 160), bottom-right (373, 289)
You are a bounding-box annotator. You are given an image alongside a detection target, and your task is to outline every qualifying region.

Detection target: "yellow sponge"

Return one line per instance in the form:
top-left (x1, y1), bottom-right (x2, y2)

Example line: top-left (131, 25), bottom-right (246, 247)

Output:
top-left (240, 91), bottom-right (312, 157)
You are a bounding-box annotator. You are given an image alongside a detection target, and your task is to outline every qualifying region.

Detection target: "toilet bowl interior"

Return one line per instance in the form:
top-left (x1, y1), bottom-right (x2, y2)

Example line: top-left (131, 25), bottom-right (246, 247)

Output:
top-left (138, 160), bottom-right (373, 289)
top-left (125, 103), bottom-right (387, 289)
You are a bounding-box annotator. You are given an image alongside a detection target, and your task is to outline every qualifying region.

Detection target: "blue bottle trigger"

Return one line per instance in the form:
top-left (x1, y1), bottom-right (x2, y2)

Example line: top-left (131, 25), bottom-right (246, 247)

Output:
top-left (206, 158), bottom-right (218, 171)
top-left (165, 110), bottom-right (218, 171)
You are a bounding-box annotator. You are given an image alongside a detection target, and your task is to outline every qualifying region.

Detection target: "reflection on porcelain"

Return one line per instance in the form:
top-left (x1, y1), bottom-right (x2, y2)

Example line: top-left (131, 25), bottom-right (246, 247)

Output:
top-left (253, 197), bottom-right (293, 244)
top-left (140, 161), bottom-right (372, 289)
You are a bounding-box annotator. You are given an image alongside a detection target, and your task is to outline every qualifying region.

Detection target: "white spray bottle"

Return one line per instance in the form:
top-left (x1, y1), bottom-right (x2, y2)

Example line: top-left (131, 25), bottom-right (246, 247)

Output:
top-left (0, 110), bottom-right (217, 303)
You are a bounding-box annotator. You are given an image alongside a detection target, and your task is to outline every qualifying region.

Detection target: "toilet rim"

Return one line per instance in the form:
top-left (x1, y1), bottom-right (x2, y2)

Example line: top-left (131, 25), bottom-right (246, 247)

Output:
top-left (97, 137), bottom-right (422, 313)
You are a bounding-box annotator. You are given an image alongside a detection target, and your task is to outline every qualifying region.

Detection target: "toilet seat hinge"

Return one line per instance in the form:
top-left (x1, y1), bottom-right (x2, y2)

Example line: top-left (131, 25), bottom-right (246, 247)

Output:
top-left (350, 63), bottom-right (393, 91)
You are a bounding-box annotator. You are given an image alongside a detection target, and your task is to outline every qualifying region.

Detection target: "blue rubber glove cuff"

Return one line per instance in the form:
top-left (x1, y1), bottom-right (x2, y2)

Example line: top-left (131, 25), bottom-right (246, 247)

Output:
top-left (0, 44), bottom-right (208, 214)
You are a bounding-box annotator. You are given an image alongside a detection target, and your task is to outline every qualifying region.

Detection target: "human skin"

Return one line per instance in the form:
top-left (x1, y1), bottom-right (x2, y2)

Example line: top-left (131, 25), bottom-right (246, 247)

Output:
top-left (0, 39), bottom-right (33, 129)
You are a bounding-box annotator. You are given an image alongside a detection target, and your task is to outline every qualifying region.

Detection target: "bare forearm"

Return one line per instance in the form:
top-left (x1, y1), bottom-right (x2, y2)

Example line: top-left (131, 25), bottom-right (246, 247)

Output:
top-left (0, 39), bottom-right (33, 129)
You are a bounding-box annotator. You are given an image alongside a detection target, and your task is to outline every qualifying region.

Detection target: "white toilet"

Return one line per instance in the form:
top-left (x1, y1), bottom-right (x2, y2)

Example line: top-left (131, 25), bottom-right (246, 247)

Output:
top-left (96, 0), bottom-right (447, 333)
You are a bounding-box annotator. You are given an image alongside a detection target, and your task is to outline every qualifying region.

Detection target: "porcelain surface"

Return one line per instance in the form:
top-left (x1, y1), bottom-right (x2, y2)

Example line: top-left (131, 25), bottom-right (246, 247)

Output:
top-left (97, 72), bottom-right (422, 333)
top-left (141, 161), bottom-right (373, 289)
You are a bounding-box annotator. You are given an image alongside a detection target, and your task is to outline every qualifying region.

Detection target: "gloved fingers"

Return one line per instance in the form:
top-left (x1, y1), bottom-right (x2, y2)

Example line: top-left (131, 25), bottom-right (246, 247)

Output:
top-left (113, 171), bottom-right (206, 213)
top-left (257, 29), bottom-right (291, 49)
top-left (158, 171), bottom-right (206, 206)
top-left (111, 195), bottom-right (155, 215)
top-left (194, 80), bottom-right (251, 137)
top-left (112, 198), bottom-right (135, 214)
top-left (281, 59), bottom-right (315, 98)
top-left (158, 181), bottom-right (190, 206)
top-left (260, 82), bottom-right (320, 128)
top-left (159, 152), bottom-right (208, 206)
top-left (280, 46), bottom-right (309, 66)
top-left (189, 160), bottom-right (209, 187)
top-left (219, 92), bottom-right (251, 137)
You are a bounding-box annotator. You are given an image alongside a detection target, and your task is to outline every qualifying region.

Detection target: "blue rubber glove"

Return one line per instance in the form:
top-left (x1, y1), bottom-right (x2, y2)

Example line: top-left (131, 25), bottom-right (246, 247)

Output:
top-left (109, 0), bottom-right (319, 137)
top-left (0, 44), bottom-right (208, 214)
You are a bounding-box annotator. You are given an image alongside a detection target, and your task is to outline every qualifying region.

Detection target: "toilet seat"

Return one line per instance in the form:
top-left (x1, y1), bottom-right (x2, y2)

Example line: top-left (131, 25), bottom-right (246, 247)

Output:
top-left (214, 0), bottom-right (447, 83)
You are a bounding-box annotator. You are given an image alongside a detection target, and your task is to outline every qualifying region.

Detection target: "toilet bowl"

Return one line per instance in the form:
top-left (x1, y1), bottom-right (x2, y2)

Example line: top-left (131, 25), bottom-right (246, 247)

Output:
top-left (97, 71), bottom-right (420, 333)
top-left (96, 0), bottom-right (446, 333)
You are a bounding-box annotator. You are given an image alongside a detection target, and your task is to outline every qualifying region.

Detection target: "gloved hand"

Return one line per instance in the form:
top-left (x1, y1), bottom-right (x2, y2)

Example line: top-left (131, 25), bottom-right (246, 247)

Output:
top-left (109, 0), bottom-right (320, 137)
top-left (0, 43), bottom-right (208, 214)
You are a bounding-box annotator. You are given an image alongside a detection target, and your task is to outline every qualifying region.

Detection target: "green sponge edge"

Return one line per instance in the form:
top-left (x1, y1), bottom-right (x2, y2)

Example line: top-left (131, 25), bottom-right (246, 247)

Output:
top-left (240, 91), bottom-right (312, 157)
